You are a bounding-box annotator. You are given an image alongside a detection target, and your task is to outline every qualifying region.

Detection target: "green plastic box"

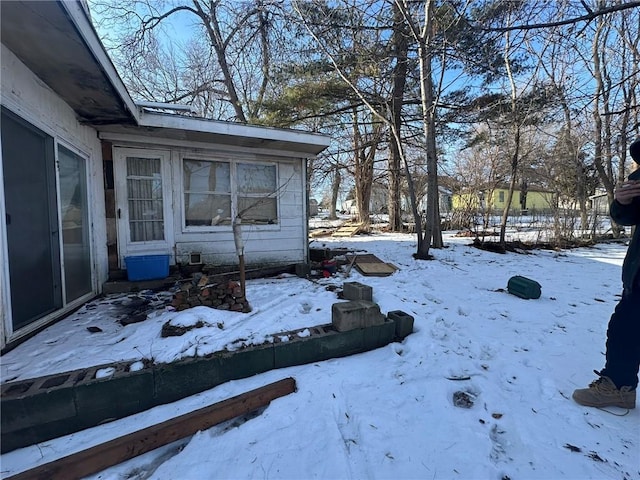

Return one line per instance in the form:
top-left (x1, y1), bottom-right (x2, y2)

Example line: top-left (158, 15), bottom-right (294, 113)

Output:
top-left (507, 275), bottom-right (541, 299)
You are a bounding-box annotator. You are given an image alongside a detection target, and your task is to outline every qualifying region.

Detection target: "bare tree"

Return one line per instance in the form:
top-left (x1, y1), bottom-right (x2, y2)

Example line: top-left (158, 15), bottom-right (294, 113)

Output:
top-left (90, 0), bottom-right (290, 121)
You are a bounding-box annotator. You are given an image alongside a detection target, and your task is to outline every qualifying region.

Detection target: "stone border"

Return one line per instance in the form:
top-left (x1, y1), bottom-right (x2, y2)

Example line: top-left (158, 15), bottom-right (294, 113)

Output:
top-left (1, 312), bottom-right (413, 453)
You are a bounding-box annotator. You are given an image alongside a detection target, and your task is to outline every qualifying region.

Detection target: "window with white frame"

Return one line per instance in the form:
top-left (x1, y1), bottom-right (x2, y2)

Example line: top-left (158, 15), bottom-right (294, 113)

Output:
top-left (183, 158), bottom-right (278, 227)
top-left (237, 162), bottom-right (277, 224)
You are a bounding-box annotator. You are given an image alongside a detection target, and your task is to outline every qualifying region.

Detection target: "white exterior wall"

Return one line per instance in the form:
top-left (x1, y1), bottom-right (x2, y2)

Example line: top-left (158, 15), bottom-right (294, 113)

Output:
top-left (106, 136), bottom-right (308, 268)
top-left (173, 156), bottom-right (307, 266)
top-left (0, 45), bottom-right (107, 345)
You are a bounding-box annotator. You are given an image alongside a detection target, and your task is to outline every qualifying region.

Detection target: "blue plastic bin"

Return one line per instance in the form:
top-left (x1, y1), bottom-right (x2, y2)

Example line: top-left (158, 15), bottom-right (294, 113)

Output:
top-left (124, 255), bottom-right (170, 281)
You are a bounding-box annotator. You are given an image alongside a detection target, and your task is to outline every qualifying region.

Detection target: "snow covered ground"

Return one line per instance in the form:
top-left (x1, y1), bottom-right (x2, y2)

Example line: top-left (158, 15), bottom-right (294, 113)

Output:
top-left (1, 229), bottom-right (638, 480)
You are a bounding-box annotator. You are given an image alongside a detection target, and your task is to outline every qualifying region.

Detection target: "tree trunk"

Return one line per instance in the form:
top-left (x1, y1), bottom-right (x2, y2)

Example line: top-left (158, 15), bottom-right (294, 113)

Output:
top-left (387, 1), bottom-right (409, 232)
top-left (498, 21), bottom-right (519, 248)
top-left (328, 166), bottom-right (341, 220)
top-left (352, 109), bottom-right (378, 230)
top-left (414, 0), bottom-right (442, 258)
top-left (499, 127), bottom-right (520, 247)
top-left (193, 1), bottom-right (248, 122)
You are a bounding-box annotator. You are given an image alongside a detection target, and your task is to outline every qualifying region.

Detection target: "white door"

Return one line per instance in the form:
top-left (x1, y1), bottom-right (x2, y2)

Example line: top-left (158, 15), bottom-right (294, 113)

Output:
top-left (114, 148), bottom-right (173, 266)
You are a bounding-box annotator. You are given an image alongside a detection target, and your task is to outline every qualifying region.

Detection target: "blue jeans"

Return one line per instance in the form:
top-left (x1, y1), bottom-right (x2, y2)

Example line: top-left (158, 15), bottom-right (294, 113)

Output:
top-left (601, 286), bottom-right (640, 389)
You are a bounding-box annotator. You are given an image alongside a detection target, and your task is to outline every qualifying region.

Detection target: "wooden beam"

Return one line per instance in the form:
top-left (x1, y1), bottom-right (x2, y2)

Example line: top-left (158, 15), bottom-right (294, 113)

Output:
top-left (7, 377), bottom-right (297, 480)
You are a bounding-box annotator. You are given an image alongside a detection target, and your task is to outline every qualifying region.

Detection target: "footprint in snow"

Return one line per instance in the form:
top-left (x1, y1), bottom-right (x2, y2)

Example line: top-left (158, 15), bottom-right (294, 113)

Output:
top-left (299, 302), bottom-right (312, 314)
top-left (539, 377), bottom-right (558, 400)
top-left (489, 424), bottom-right (509, 463)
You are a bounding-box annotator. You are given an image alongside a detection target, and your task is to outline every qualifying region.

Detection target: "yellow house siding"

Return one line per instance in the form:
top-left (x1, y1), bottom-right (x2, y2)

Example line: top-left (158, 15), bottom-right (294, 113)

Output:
top-left (452, 188), bottom-right (554, 212)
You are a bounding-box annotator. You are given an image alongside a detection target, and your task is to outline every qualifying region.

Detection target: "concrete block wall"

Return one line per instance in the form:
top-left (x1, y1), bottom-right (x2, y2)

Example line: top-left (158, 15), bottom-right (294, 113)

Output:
top-left (1, 280), bottom-right (416, 453)
top-left (1, 321), bottom-right (407, 453)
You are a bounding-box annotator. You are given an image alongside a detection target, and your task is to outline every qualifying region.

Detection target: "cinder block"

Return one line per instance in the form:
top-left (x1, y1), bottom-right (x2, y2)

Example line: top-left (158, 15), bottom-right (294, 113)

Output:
top-left (343, 282), bottom-right (373, 301)
top-left (153, 355), bottom-right (228, 405)
top-left (1, 425), bottom-right (38, 454)
top-left (317, 326), bottom-right (364, 359)
top-left (363, 318), bottom-right (396, 349)
top-left (274, 328), bottom-right (325, 367)
top-left (74, 364), bottom-right (155, 429)
top-left (387, 310), bottom-right (415, 340)
top-left (222, 343), bottom-right (275, 380)
top-left (2, 416), bottom-right (81, 454)
top-left (332, 300), bottom-right (385, 332)
top-left (8, 374), bottom-right (77, 428)
top-left (0, 373), bottom-right (79, 453)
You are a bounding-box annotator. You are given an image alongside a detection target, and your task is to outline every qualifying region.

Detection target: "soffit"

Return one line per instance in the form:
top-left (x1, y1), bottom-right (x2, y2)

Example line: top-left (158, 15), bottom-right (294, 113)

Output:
top-left (0, 1), bottom-right (136, 125)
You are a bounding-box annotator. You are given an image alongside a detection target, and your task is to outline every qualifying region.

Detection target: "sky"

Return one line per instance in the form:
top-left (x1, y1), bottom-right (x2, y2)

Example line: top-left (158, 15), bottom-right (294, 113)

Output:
top-left (1, 222), bottom-right (639, 480)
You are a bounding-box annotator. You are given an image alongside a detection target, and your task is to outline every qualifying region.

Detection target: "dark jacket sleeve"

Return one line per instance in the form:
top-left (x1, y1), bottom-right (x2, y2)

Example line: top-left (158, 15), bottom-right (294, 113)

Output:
top-left (610, 198), bottom-right (640, 226)
top-left (610, 198), bottom-right (640, 293)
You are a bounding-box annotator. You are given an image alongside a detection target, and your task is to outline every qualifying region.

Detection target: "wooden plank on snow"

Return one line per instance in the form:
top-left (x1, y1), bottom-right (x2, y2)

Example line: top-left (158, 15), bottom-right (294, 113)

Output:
top-left (332, 224), bottom-right (362, 237)
top-left (354, 262), bottom-right (397, 276)
top-left (7, 377), bottom-right (297, 480)
top-left (346, 254), bottom-right (398, 276)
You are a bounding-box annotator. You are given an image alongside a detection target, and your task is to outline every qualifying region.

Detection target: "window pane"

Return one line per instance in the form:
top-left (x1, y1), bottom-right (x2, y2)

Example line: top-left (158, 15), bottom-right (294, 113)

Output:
top-left (184, 160), bottom-right (230, 193)
top-left (238, 196), bottom-right (277, 223)
top-left (185, 193), bottom-right (231, 226)
top-left (184, 159), bottom-right (231, 227)
top-left (126, 157), bottom-right (164, 242)
top-left (237, 163), bottom-right (276, 194)
top-left (59, 146), bottom-right (92, 302)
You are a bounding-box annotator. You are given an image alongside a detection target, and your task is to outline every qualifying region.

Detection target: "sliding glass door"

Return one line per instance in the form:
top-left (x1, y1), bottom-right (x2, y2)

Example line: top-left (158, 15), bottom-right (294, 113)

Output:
top-left (1, 107), bottom-right (94, 336)
top-left (58, 145), bottom-right (92, 302)
top-left (1, 108), bottom-right (61, 330)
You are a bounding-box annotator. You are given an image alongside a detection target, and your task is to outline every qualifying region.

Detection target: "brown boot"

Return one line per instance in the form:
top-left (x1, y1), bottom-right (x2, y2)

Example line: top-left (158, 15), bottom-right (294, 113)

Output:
top-left (572, 375), bottom-right (636, 409)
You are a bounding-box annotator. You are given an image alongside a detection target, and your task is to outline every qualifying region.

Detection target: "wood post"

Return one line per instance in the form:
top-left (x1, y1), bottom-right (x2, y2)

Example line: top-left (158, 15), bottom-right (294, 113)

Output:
top-left (7, 377), bottom-right (296, 480)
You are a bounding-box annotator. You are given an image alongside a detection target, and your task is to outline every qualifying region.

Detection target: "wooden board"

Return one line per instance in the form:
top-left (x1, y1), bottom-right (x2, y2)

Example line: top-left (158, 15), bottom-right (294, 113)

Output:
top-left (332, 224), bottom-right (362, 237)
top-left (7, 377), bottom-right (297, 480)
top-left (346, 254), bottom-right (398, 277)
top-left (354, 262), bottom-right (397, 276)
top-left (309, 228), bottom-right (334, 238)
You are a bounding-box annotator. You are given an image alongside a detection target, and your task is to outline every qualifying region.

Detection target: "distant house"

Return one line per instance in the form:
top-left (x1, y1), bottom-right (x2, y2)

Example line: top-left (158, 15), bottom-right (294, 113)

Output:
top-left (402, 176), bottom-right (456, 218)
top-left (342, 184), bottom-right (388, 216)
top-left (0, 1), bottom-right (329, 349)
top-left (414, 186), bottom-right (454, 217)
top-left (452, 184), bottom-right (555, 214)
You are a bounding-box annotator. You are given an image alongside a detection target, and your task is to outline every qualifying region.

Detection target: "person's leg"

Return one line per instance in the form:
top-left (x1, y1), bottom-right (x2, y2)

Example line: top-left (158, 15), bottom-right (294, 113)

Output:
top-left (600, 289), bottom-right (640, 389)
top-left (572, 290), bottom-right (639, 408)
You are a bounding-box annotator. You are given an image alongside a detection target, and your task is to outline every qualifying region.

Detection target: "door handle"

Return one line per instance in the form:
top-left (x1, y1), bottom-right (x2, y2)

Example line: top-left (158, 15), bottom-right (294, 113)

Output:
top-left (117, 208), bottom-right (121, 219)
top-left (5, 213), bottom-right (10, 225)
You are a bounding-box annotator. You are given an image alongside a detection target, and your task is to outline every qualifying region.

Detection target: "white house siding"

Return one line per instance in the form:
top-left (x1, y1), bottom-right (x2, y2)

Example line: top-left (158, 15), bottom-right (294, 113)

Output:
top-left (0, 45), bottom-right (107, 346)
top-left (173, 152), bottom-right (307, 266)
top-left (104, 136), bottom-right (308, 268)
top-left (175, 161), bottom-right (306, 266)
